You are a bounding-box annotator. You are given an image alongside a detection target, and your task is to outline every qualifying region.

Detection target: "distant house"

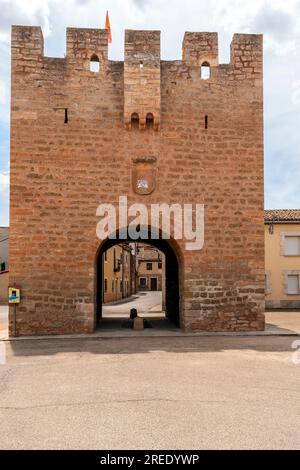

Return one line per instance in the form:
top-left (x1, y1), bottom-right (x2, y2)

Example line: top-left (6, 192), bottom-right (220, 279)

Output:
top-left (136, 243), bottom-right (164, 292)
top-left (0, 227), bottom-right (9, 304)
top-left (265, 210), bottom-right (300, 309)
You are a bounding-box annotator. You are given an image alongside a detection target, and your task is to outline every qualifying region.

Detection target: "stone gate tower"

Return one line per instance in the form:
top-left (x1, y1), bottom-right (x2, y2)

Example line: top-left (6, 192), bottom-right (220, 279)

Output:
top-left (9, 26), bottom-right (265, 335)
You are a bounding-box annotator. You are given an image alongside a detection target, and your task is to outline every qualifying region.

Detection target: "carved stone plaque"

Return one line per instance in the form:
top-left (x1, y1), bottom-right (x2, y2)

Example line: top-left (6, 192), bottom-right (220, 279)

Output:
top-left (132, 156), bottom-right (157, 195)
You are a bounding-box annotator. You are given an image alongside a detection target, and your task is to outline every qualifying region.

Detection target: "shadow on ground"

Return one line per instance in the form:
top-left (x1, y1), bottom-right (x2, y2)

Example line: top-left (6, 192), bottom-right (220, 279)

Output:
top-left (6, 334), bottom-right (299, 358)
top-left (2, 308), bottom-right (300, 358)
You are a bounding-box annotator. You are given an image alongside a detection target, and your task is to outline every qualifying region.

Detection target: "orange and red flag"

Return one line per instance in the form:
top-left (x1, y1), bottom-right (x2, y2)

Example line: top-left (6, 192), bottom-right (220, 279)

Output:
top-left (105, 11), bottom-right (112, 43)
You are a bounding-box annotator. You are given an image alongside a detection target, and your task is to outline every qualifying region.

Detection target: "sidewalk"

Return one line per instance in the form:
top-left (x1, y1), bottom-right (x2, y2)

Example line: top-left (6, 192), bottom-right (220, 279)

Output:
top-left (0, 306), bottom-right (8, 340)
top-left (102, 295), bottom-right (138, 307)
top-left (1, 307), bottom-right (300, 341)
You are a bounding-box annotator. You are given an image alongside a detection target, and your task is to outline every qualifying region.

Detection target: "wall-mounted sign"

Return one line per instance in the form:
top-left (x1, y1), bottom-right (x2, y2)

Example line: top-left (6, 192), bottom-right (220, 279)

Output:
top-left (8, 287), bottom-right (21, 304)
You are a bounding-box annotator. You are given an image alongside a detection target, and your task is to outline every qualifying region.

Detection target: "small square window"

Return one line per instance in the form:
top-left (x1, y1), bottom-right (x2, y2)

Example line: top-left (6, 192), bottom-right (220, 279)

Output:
top-left (146, 263), bottom-right (152, 271)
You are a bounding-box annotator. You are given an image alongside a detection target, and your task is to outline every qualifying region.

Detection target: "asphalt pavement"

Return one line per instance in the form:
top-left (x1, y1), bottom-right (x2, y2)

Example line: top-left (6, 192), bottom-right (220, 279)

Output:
top-left (0, 333), bottom-right (300, 449)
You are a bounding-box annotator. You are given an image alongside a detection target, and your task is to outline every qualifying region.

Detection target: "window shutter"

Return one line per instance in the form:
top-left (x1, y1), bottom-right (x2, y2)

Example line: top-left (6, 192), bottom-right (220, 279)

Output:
top-left (284, 236), bottom-right (300, 256)
top-left (287, 275), bottom-right (299, 295)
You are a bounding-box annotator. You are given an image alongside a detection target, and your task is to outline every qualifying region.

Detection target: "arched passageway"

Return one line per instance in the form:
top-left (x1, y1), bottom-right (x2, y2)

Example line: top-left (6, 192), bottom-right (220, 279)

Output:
top-left (95, 231), bottom-right (181, 329)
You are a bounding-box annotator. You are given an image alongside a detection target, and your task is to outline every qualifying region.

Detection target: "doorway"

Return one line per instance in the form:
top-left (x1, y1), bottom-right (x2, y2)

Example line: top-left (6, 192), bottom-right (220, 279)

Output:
top-left (96, 232), bottom-right (180, 329)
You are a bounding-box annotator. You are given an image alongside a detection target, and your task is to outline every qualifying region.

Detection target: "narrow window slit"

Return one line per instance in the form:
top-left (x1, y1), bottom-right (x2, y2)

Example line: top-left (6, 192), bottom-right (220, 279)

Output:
top-left (64, 108), bottom-right (68, 124)
top-left (146, 113), bottom-right (154, 129)
top-left (205, 115), bottom-right (208, 129)
top-left (131, 113), bottom-right (139, 129)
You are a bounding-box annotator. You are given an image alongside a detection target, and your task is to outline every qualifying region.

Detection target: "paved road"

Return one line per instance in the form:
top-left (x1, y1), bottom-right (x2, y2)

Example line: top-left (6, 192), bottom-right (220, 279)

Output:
top-left (0, 335), bottom-right (300, 449)
top-left (103, 291), bottom-right (163, 318)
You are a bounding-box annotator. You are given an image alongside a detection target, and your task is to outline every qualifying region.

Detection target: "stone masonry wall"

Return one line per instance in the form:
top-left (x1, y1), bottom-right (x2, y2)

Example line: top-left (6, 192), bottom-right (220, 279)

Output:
top-left (9, 26), bottom-right (265, 335)
top-left (124, 30), bottom-right (161, 130)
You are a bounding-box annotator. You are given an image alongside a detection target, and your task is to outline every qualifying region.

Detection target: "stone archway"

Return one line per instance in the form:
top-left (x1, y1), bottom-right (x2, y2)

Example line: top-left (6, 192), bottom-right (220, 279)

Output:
top-left (95, 229), bottom-right (182, 329)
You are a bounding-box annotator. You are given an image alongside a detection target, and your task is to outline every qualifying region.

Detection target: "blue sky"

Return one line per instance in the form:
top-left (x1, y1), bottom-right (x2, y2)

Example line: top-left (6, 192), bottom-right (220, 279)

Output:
top-left (1, 0), bottom-right (300, 226)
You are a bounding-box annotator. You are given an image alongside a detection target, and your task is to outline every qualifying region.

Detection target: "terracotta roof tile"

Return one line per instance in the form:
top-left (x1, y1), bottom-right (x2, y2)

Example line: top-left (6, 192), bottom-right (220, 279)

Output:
top-left (265, 210), bottom-right (300, 222)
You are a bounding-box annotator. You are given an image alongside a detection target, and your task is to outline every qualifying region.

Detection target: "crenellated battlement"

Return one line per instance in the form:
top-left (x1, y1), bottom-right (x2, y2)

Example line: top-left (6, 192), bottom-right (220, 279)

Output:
top-left (182, 32), bottom-right (219, 66)
top-left (124, 30), bottom-right (161, 131)
top-left (11, 25), bottom-right (262, 67)
top-left (11, 25), bottom-right (263, 130)
top-left (11, 25), bottom-right (44, 58)
top-left (66, 27), bottom-right (108, 62)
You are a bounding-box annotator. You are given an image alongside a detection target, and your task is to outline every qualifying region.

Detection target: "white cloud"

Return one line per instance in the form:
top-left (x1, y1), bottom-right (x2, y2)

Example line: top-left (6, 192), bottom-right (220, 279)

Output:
top-left (132, 0), bottom-right (149, 10)
top-left (212, 0), bottom-right (300, 55)
top-left (0, 0), bottom-right (51, 43)
top-left (292, 80), bottom-right (300, 106)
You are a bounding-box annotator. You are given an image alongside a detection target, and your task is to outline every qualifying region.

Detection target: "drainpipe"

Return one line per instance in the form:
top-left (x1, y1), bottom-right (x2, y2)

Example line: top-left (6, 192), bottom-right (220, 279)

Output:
top-left (122, 246), bottom-right (125, 299)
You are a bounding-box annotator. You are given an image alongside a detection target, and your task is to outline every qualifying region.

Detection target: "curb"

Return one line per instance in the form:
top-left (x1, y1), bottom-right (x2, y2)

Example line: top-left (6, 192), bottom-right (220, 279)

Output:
top-left (1, 330), bottom-right (299, 342)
